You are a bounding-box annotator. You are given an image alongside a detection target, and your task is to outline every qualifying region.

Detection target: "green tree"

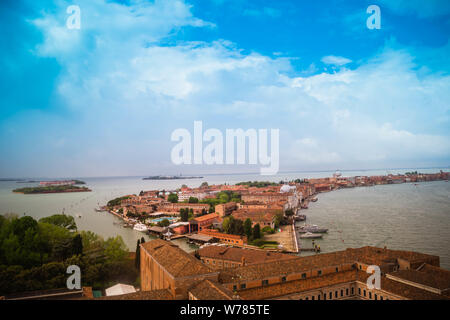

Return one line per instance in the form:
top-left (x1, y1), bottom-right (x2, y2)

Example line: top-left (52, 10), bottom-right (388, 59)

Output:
top-left (135, 239), bottom-right (141, 270)
top-left (244, 218), bottom-right (253, 239)
top-left (103, 236), bottom-right (127, 262)
top-left (168, 193), bottom-right (178, 203)
top-left (252, 224), bottom-right (261, 239)
top-left (72, 234), bottom-right (83, 256)
top-left (158, 219), bottom-right (170, 227)
top-left (188, 197), bottom-right (199, 203)
top-left (222, 216), bottom-right (234, 234)
top-left (180, 209), bottom-right (189, 222)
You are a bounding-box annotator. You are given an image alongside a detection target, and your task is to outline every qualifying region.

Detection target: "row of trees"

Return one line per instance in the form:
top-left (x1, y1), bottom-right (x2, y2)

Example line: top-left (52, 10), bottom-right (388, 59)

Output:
top-left (222, 216), bottom-right (262, 240)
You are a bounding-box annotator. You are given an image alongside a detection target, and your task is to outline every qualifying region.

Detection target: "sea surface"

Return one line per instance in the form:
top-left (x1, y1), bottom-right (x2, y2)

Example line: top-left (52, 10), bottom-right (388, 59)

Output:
top-left (0, 168), bottom-right (449, 268)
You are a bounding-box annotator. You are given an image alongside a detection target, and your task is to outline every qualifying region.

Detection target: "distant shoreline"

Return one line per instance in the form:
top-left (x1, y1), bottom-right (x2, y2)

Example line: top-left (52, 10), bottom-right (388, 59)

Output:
top-left (142, 175), bottom-right (203, 180)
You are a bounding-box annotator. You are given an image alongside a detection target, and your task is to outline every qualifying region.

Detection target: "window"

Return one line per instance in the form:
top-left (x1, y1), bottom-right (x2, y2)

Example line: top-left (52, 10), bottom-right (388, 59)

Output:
top-left (281, 276), bottom-right (287, 282)
top-left (262, 280), bottom-right (269, 286)
top-left (380, 296), bottom-right (383, 300)
top-left (359, 265), bottom-right (362, 270)
top-left (335, 267), bottom-right (339, 272)
top-left (358, 288), bottom-right (361, 295)
top-left (369, 292), bottom-right (372, 299)
top-left (233, 285), bottom-right (237, 291)
top-left (318, 270), bottom-right (322, 276)
top-left (346, 288), bottom-right (349, 296)
top-left (311, 295), bottom-right (315, 300)
top-left (329, 292), bottom-right (332, 299)
top-left (318, 294), bottom-right (321, 300)
top-left (364, 290), bottom-right (366, 297)
top-left (335, 291), bottom-right (338, 298)
top-left (340, 289), bottom-right (343, 297)
top-left (305, 296), bottom-right (308, 300)
top-left (301, 273), bottom-right (307, 279)
top-left (240, 283), bottom-right (246, 289)
top-left (351, 287), bottom-right (354, 295)
top-left (323, 293), bottom-right (327, 300)
top-left (374, 294), bottom-right (377, 300)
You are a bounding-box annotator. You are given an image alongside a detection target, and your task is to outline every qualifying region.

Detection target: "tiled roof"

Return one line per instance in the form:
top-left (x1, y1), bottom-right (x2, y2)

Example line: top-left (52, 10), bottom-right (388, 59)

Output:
top-left (197, 246), bottom-right (297, 265)
top-left (189, 280), bottom-right (234, 300)
top-left (388, 264), bottom-right (450, 291)
top-left (141, 239), bottom-right (213, 278)
top-left (218, 247), bottom-right (440, 283)
top-left (238, 270), bottom-right (357, 300)
top-left (356, 272), bottom-right (448, 300)
top-left (193, 213), bottom-right (219, 222)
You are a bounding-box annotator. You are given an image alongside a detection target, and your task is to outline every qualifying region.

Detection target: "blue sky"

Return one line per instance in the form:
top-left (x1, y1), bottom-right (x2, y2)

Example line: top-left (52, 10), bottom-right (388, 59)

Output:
top-left (0, 0), bottom-right (449, 178)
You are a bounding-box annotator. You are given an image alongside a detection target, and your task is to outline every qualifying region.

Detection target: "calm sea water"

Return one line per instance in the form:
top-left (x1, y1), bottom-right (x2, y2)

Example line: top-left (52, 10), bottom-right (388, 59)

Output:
top-left (0, 168), bottom-right (449, 268)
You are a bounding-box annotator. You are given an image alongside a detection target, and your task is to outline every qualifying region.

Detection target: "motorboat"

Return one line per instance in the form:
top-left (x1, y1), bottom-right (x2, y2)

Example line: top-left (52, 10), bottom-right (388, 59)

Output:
top-left (133, 223), bottom-right (148, 232)
top-left (297, 224), bottom-right (328, 233)
top-left (300, 232), bottom-right (323, 239)
top-left (295, 214), bottom-right (306, 221)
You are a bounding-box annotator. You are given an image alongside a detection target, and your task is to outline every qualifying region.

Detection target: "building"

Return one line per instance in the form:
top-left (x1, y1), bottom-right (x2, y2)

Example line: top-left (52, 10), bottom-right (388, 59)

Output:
top-left (215, 202), bottom-right (237, 217)
top-left (140, 239), bottom-right (219, 299)
top-left (189, 213), bottom-right (220, 232)
top-left (232, 208), bottom-right (280, 228)
top-left (137, 242), bottom-right (449, 300)
top-left (196, 246), bottom-right (298, 270)
top-left (198, 229), bottom-right (247, 246)
top-left (159, 202), bottom-right (210, 214)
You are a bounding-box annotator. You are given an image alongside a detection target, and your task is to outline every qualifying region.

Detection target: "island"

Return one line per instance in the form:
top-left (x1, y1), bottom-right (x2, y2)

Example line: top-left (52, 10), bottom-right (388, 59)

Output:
top-left (142, 175), bottom-right (203, 180)
top-left (12, 185), bottom-right (91, 194)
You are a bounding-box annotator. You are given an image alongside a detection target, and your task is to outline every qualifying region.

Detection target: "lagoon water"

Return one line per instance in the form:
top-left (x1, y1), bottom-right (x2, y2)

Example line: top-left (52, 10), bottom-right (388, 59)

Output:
top-left (1, 168), bottom-right (449, 268)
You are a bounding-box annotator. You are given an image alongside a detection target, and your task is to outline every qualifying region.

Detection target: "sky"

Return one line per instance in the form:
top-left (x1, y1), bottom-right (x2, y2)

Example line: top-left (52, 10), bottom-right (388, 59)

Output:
top-left (0, 0), bottom-right (449, 178)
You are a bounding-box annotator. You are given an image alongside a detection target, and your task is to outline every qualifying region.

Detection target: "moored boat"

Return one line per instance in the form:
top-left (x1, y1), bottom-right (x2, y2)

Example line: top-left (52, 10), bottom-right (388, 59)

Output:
top-left (297, 224), bottom-right (328, 233)
top-left (300, 232), bottom-right (323, 239)
top-left (133, 223), bottom-right (148, 232)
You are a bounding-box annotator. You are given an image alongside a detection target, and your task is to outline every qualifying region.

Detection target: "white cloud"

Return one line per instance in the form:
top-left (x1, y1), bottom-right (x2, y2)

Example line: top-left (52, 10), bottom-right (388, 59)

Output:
top-left (321, 55), bottom-right (352, 66)
top-left (16, 0), bottom-right (450, 176)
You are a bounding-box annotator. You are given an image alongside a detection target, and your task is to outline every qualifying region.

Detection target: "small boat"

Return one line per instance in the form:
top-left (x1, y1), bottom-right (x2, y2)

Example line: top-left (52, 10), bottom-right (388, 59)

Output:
top-left (295, 214), bottom-right (306, 221)
top-left (297, 224), bottom-right (328, 233)
top-left (133, 223), bottom-right (148, 232)
top-left (76, 214), bottom-right (82, 218)
top-left (300, 232), bottom-right (323, 239)
top-left (311, 197), bottom-right (318, 202)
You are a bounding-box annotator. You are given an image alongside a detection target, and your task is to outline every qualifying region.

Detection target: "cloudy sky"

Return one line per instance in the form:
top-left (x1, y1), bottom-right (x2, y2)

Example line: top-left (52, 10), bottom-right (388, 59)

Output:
top-left (0, 0), bottom-right (449, 178)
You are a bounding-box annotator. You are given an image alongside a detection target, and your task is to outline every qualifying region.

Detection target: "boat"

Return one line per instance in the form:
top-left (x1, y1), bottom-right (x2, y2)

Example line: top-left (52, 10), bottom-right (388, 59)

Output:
top-left (133, 223), bottom-right (148, 232)
top-left (311, 197), bottom-right (318, 202)
top-left (76, 214), bottom-right (82, 218)
top-left (297, 224), bottom-right (328, 233)
top-left (295, 214), bottom-right (306, 221)
top-left (300, 232), bottom-right (323, 239)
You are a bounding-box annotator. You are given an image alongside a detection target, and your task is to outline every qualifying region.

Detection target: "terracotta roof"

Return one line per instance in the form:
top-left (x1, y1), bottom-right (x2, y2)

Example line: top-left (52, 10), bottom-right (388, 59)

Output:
top-left (197, 246), bottom-right (297, 265)
top-left (387, 264), bottom-right (450, 291)
top-left (141, 239), bottom-right (213, 278)
top-left (238, 270), bottom-right (357, 300)
top-left (193, 213), bottom-right (219, 222)
top-left (356, 272), bottom-right (448, 300)
top-left (189, 280), bottom-right (234, 300)
top-left (218, 247), bottom-right (440, 284)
